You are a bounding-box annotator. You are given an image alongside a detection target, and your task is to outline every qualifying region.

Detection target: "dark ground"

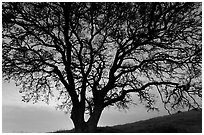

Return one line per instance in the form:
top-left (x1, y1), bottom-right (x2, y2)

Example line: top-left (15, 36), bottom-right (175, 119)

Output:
top-left (52, 109), bottom-right (202, 133)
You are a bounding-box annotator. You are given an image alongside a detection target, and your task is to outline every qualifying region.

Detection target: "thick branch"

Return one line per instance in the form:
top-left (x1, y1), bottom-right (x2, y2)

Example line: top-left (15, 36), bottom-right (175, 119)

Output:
top-left (103, 81), bottom-right (180, 107)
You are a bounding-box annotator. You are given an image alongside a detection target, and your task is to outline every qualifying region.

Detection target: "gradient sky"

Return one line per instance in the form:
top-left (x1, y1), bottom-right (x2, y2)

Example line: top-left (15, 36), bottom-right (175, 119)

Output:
top-left (1, 1), bottom-right (202, 133)
top-left (2, 80), bottom-right (170, 133)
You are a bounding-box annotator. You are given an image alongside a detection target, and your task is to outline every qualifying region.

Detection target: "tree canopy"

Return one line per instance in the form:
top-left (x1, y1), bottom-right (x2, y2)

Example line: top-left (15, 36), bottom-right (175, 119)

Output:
top-left (2, 2), bottom-right (202, 132)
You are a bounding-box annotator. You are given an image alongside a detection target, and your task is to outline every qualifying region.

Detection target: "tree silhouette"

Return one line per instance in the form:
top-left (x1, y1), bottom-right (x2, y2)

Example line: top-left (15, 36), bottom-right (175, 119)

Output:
top-left (2, 2), bottom-right (201, 132)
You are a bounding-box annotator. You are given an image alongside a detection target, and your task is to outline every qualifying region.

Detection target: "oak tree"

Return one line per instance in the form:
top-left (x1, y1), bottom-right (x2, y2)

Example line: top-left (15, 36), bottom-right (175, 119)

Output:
top-left (2, 2), bottom-right (202, 132)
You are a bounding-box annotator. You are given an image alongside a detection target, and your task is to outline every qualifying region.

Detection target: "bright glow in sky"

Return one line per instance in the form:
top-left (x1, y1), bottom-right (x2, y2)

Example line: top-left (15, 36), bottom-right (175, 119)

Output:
top-left (2, 81), bottom-right (169, 133)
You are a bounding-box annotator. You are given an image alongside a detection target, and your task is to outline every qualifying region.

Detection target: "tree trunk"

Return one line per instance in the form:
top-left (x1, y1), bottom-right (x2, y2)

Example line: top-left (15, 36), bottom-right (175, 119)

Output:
top-left (70, 106), bottom-right (86, 132)
top-left (86, 107), bottom-right (104, 132)
top-left (71, 106), bottom-right (104, 132)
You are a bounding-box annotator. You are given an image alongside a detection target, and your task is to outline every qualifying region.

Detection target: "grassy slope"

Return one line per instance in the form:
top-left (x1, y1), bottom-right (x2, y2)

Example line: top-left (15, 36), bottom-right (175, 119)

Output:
top-left (53, 109), bottom-right (202, 133)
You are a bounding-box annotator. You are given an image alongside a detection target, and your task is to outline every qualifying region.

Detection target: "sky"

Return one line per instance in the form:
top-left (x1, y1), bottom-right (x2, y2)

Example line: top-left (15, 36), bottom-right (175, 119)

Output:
top-left (2, 80), bottom-right (169, 133)
top-left (1, 2), bottom-right (203, 133)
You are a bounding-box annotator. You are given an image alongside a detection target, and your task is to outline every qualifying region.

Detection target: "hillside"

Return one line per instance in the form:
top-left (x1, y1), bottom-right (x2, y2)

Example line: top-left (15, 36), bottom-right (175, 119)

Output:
top-left (53, 109), bottom-right (202, 133)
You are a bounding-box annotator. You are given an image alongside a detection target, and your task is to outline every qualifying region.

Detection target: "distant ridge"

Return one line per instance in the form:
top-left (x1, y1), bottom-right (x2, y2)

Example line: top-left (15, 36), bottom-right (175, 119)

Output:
top-left (52, 109), bottom-right (202, 133)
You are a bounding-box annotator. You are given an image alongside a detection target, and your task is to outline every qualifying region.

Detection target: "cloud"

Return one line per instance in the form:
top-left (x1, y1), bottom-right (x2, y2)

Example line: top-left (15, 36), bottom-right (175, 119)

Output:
top-left (99, 105), bottom-right (168, 127)
top-left (2, 81), bottom-right (59, 108)
top-left (2, 105), bottom-right (73, 133)
top-left (2, 82), bottom-right (168, 133)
